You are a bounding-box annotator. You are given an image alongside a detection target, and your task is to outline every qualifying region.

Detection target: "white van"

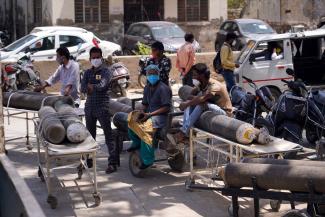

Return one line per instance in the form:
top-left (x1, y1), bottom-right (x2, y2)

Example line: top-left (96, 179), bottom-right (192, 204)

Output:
top-left (235, 29), bottom-right (325, 98)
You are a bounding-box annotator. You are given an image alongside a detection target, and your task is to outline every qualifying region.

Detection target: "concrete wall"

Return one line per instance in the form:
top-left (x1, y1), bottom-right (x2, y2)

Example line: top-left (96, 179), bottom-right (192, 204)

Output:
top-left (52, 0), bottom-right (75, 25)
top-left (164, 0), bottom-right (178, 20)
top-left (209, 0), bottom-right (228, 21)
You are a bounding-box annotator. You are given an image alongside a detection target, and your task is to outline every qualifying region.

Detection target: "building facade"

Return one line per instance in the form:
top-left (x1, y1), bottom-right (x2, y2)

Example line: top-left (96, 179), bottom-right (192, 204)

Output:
top-left (242, 0), bottom-right (325, 31)
top-left (0, 0), bottom-right (227, 49)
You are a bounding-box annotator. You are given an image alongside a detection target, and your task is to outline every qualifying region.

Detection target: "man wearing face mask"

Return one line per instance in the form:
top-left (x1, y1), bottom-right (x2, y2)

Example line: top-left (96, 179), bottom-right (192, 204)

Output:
top-left (127, 64), bottom-right (172, 169)
top-left (35, 47), bottom-right (80, 106)
top-left (80, 47), bottom-right (118, 174)
top-left (220, 33), bottom-right (240, 92)
top-left (143, 41), bottom-right (172, 86)
top-left (168, 63), bottom-right (232, 144)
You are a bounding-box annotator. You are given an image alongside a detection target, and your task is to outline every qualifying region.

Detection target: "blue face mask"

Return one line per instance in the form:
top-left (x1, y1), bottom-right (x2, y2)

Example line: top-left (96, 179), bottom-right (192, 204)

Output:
top-left (147, 74), bottom-right (160, 85)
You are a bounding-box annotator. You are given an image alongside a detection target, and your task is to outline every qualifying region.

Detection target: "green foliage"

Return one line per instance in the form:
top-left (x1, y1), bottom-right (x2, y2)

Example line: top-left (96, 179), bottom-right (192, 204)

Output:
top-left (133, 42), bottom-right (152, 55)
top-left (228, 0), bottom-right (245, 8)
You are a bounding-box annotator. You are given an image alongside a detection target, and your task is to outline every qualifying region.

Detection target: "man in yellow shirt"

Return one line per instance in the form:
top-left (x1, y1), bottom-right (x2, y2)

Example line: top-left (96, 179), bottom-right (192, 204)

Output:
top-left (220, 33), bottom-right (239, 92)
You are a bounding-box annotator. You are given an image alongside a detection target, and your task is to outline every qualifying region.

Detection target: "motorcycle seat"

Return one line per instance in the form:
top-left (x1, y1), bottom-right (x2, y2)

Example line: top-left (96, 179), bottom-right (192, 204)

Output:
top-left (313, 90), bottom-right (325, 106)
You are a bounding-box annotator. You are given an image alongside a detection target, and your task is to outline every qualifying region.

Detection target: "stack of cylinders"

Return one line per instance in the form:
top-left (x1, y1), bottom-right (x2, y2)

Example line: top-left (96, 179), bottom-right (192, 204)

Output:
top-left (3, 91), bottom-right (74, 110)
top-left (54, 101), bottom-right (87, 143)
top-left (108, 100), bottom-right (133, 116)
top-left (178, 85), bottom-right (194, 101)
top-left (196, 111), bottom-right (256, 144)
top-left (112, 112), bottom-right (129, 132)
top-left (38, 106), bottom-right (66, 144)
top-left (222, 162), bottom-right (325, 193)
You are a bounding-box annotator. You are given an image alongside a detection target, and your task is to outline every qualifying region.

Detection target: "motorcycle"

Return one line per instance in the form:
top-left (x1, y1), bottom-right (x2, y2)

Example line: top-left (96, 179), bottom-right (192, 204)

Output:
top-left (2, 52), bottom-right (42, 92)
top-left (109, 60), bottom-right (130, 97)
top-left (0, 30), bottom-right (10, 48)
top-left (302, 89), bottom-right (325, 145)
top-left (138, 56), bottom-right (149, 88)
top-left (230, 76), bottom-right (274, 127)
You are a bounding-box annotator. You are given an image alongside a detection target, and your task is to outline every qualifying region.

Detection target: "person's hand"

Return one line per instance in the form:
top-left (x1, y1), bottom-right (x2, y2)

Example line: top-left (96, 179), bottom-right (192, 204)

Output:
top-left (179, 102), bottom-right (188, 111)
top-left (235, 63), bottom-right (240, 68)
top-left (87, 84), bottom-right (94, 94)
top-left (34, 85), bottom-right (43, 92)
top-left (64, 86), bottom-right (71, 96)
top-left (137, 112), bottom-right (151, 122)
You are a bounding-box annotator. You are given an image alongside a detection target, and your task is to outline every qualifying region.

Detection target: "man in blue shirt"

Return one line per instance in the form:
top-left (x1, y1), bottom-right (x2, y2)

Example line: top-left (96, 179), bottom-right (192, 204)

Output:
top-left (127, 64), bottom-right (172, 169)
top-left (81, 47), bottom-right (117, 174)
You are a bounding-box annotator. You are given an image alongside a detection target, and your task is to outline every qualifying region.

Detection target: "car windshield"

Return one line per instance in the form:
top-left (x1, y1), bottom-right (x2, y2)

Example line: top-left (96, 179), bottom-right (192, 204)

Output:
top-left (238, 40), bottom-right (256, 63)
top-left (240, 22), bottom-right (274, 34)
top-left (3, 34), bottom-right (37, 52)
top-left (151, 25), bottom-right (185, 39)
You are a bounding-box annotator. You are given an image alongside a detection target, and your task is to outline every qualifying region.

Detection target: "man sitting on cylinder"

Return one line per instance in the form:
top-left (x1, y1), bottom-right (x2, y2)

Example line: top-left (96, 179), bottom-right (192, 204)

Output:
top-left (169, 63), bottom-right (233, 144)
top-left (127, 64), bottom-right (172, 169)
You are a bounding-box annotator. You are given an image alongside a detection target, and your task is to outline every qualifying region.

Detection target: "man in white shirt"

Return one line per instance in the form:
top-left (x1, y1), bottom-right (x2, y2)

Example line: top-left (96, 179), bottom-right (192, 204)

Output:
top-left (35, 47), bottom-right (80, 107)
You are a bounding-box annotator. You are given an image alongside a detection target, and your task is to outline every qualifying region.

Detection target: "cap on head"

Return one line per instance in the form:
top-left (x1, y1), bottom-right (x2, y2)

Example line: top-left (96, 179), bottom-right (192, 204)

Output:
top-left (145, 64), bottom-right (160, 74)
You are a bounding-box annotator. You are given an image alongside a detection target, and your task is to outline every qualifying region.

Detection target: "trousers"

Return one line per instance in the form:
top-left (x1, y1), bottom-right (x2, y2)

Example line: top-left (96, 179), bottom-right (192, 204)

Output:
top-left (85, 111), bottom-right (117, 165)
top-left (221, 69), bottom-right (236, 92)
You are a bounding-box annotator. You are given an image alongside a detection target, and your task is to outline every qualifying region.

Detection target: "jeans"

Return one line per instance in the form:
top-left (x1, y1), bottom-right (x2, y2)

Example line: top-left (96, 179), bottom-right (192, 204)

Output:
top-left (85, 112), bottom-right (117, 166)
top-left (182, 70), bottom-right (193, 87)
top-left (221, 69), bottom-right (236, 92)
top-left (180, 104), bottom-right (226, 136)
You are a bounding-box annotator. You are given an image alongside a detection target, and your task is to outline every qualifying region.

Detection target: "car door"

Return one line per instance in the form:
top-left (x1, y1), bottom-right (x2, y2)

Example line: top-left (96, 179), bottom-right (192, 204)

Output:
top-left (26, 36), bottom-right (56, 61)
top-left (241, 39), bottom-right (293, 92)
top-left (123, 24), bottom-right (142, 53)
top-left (59, 34), bottom-right (86, 58)
top-left (216, 22), bottom-right (234, 51)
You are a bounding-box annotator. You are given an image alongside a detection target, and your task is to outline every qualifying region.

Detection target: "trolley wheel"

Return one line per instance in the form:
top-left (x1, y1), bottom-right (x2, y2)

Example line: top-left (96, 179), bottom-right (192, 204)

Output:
top-left (38, 167), bottom-right (45, 182)
top-left (47, 195), bottom-right (58, 209)
top-left (93, 193), bottom-right (102, 206)
top-left (270, 199), bottom-right (282, 212)
top-left (228, 204), bottom-right (234, 217)
top-left (129, 151), bottom-right (147, 178)
top-left (168, 152), bottom-right (185, 172)
top-left (185, 177), bottom-right (195, 191)
top-left (26, 142), bottom-right (33, 150)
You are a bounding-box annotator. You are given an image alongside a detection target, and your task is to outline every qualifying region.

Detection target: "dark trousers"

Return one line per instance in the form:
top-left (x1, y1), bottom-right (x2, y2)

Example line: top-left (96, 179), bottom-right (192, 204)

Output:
top-left (182, 70), bottom-right (194, 87)
top-left (221, 69), bottom-right (236, 92)
top-left (85, 111), bottom-right (117, 166)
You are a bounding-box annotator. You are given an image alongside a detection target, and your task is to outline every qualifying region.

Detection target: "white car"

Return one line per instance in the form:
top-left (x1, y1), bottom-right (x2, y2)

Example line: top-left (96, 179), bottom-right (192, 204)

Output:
top-left (0, 26), bottom-right (121, 62)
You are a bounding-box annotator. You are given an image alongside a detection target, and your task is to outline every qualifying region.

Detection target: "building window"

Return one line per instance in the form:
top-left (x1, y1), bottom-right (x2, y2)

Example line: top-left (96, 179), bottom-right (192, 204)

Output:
top-left (75, 0), bottom-right (109, 23)
top-left (178, 0), bottom-right (209, 22)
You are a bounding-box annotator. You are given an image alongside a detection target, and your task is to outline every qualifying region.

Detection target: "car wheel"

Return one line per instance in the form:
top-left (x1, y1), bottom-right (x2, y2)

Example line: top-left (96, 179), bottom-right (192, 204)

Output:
top-left (123, 48), bottom-right (134, 56)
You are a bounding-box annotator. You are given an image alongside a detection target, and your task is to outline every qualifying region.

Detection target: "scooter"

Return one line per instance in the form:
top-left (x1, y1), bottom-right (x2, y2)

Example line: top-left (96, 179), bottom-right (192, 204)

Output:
top-left (109, 60), bottom-right (130, 97)
top-left (230, 76), bottom-right (274, 127)
top-left (2, 52), bottom-right (42, 92)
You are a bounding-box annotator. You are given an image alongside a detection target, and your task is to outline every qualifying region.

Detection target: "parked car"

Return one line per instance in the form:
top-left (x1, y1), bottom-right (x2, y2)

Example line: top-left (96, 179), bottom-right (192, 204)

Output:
top-left (0, 26), bottom-right (121, 62)
top-left (215, 19), bottom-right (276, 51)
top-left (235, 29), bottom-right (325, 100)
top-left (122, 21), bottom-right (201, 55)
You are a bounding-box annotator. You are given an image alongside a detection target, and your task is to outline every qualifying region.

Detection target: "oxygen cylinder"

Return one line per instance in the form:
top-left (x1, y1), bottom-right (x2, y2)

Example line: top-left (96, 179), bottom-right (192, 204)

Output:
top-left (54, 101), bottom-right (87, 143)
top-left (108, 100), bottom-right (133, 116)
top-left (112, 112), bottom-right (129, 132)
top-left (178, 85), bottom-right (194, 101)
top-left (38, 106), bottom-right (66, 144)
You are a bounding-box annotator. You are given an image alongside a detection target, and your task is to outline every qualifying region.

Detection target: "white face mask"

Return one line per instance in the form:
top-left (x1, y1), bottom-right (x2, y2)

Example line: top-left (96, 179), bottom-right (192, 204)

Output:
top-left (192, 79), bottom-right (201, 87)
top-left (91, 58), bottom-right (102, 68)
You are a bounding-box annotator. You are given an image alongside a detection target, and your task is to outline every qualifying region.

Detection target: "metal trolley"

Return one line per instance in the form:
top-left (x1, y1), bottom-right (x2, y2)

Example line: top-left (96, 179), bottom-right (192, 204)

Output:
top-left (33, 114), bottom-right (101, 209)
top-left (185, 127), bottom-right (303, 214)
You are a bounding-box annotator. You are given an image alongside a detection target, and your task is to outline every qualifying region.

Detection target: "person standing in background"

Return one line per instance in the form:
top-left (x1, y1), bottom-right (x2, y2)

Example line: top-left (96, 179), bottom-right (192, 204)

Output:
top-left (220, 33), bottom-right (239, 92)
top-left (176, 33), bottom-right (196, 86)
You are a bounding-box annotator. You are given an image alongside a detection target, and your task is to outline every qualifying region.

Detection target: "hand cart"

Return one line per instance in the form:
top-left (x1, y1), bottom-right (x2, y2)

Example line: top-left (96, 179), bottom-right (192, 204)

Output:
top-left (185, 127), bottom-right (303, 215)
top-left (33, 114), bottom-right (101, 209)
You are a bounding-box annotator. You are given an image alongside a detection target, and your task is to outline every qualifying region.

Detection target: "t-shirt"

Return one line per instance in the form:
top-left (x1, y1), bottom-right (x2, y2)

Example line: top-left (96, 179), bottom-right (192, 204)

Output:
top-left (200, 78), bottom-right (233, 116)
top-left (142, 81), bottom-right (172, 128)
